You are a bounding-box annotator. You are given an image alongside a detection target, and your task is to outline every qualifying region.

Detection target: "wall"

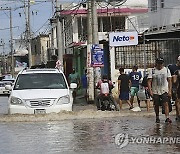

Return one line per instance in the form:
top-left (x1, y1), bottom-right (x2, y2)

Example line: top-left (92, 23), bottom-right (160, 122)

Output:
top-left (31, 35), bottom-right (49, 65)
top-left (148, 0), bottom-right (180, 28)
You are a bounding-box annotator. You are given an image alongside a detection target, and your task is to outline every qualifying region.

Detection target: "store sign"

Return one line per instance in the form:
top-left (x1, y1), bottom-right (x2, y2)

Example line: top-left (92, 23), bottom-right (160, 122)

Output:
top-left (109, 31), bottom-right (138, 47)
top-left (91, 44), bottom-right (104, 67)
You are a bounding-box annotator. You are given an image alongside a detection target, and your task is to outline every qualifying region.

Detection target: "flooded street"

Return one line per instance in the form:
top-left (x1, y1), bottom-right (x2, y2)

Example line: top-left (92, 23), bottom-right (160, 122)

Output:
top-left (0, 96), bottom-right (179, 154)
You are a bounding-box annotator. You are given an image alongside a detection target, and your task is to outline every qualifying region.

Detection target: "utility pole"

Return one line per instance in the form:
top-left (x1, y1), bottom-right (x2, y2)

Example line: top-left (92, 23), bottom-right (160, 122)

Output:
top-left (87, 0), bottom-right (94, 101)
top-left (51, 0), bottom-right (55, 56)
top-left (51, 0), bottom-right (54, 16)
top-left (25, 0), bottom-right (32, 68)
top-left (91, 0), bottom-right (99, 44)
top-left (0, 7), bottom-right (14, 76)
top-left (56, 0), bottom-right (64, 69)
top-left (91, 0), bottom-right (101, 88)
top-left (0, 39), bottom-right (6, 74)
top-left (87, 0), bottom-right (100, 102)
top-left (9, 7), bottom-right (15, 77)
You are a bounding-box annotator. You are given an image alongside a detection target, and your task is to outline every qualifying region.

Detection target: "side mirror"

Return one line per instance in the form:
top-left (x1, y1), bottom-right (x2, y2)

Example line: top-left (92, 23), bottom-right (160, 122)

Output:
top-left (70, 83), bottom-right (77, 89)
top-left (5, 85), bottom-right (12, 90)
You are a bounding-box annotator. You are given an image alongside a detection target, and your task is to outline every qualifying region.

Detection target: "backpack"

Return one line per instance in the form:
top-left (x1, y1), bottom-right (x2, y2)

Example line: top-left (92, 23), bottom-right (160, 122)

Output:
top-left (100, 82), bottom-right (110, 94)
top-left (99, 79), bottom-right (113, 94)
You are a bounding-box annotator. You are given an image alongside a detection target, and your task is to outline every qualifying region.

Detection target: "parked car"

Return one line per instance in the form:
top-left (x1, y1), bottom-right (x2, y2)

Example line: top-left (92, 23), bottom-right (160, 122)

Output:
top-left (2, 78), bottom-right (15, 83)
top-left (0, 81), bottom-right (13, 95)
top-left (6, 68), bottom-right (77, 114)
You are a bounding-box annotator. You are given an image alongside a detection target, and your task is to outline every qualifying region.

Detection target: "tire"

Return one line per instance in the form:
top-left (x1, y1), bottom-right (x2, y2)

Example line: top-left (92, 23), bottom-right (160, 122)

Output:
top-left (110, 96), bottom-right (120, 111)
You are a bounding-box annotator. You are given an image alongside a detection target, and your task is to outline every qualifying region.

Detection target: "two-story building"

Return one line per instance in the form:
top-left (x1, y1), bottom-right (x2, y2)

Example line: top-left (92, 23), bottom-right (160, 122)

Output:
top-left (31, 34), bottom-right (50, 65)
top-left (144, 0), bottom-right (180, 65)
top-left (58, 0), bottom-right (148, 80)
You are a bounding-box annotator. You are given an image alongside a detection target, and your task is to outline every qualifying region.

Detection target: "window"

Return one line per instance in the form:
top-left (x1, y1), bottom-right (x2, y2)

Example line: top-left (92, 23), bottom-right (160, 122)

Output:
top-left (14, 73), bottom-right (67, 90)
top-left (77, 17), bottom-right (87, 42)
top-left (98, 16), bottom-right (125, 32)
top-left (161, 0), bottom-right (164, 8)
top-left (115, 40), bottom-right (180, 69)
top-left (35, 45), bottom-right (37, 54)
top-left (151, 0), bottom-right (157, 12)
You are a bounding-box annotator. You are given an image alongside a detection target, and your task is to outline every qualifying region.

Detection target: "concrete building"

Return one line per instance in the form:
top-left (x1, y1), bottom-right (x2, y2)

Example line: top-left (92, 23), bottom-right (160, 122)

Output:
top-left (31, 34), bottom-right (50, 66)
top-left (57, 0), bottom-right (148, 80)
top-left (148, 0), bottom-right (180, 31)
top-left (144, 0), bottom-right (180, 66)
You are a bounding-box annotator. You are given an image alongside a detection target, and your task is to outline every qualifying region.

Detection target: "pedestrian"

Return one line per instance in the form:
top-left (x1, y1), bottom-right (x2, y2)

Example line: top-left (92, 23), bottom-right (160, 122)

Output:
top-left (141, 72), bottom-right (151, 111)
top-left (148, 57), bottom-right (172, 123)
top-left (118, 68), bottom-right (133, 110)
top-left (129, 65), bottom-right (142, 108)
top-left (68, 68), bottom-right (80, 100)
top-left (46, 55), bottom-right (58, 68)
top-left (81, 69), bottom-right (88, 101)
top-left (95, 74), bottom-right (119, 111)
top-left (168, 55), bottom-right (180, 121)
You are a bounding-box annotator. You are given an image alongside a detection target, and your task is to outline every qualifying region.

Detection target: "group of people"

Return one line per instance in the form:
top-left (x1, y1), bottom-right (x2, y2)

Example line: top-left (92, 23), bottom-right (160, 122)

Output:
top-left (118, 65), bottom-right (143, 111)
top-left (118, 56), bottom-right (180, 123)
top-left (96, 56), bottom-right (180, 123)
top-left (68, 55), bottom-right (180, 123)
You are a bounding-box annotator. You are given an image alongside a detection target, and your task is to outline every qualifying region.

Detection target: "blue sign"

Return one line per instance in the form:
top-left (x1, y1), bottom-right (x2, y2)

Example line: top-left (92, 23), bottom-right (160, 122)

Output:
top-left (91, 44), bottom-right (104, 67)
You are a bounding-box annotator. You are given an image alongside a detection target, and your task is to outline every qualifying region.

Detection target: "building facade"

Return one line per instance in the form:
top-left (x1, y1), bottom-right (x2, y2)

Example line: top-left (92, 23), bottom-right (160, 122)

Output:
top-left (59, 0), bottom-right (148, 81)
top-left (31, 34), bottom-right (50, 66)
top-left (148, 0), bottom-right (180, 30)
top-left (144, 0), bottom-right (180, 67)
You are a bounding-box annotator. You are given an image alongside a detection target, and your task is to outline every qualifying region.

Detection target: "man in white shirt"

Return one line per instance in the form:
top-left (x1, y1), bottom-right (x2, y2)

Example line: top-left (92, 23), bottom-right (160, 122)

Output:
top-left (148, 58), bottom-right (172, 123)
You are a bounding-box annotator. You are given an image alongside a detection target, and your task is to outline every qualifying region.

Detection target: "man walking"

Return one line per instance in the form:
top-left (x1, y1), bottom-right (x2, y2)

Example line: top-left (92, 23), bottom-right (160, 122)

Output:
top-left (174, 67), bottom-right (180, 121)
top-left (129, 65), bottom-right (142, 108)
top-left (81, 69), bottom-right (88, 101)
top-left (141, 72), bottom-right (151, 111)
top-left (168, 55), bottom-right (180, 121)
top-left (118, 68), bottom-right (133, 110)
top-left (68, 68), bottom-right (80, 100)
top-left (148, 58), bottom-right (172, 123)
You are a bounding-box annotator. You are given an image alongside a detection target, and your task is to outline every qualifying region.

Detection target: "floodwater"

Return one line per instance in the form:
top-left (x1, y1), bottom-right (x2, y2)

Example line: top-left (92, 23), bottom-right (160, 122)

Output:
top-left (0, 96), bottom-right (179, 154)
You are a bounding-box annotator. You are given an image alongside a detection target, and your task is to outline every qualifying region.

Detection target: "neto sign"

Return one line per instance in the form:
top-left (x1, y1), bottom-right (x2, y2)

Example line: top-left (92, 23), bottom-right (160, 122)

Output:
top-left (109, 31), bottom-right (138, 47)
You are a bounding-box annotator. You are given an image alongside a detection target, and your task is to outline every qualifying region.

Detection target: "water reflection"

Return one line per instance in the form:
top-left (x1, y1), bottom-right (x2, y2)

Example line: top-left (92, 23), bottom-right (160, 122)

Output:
top-left (0, 117), bottom-right (179, 153)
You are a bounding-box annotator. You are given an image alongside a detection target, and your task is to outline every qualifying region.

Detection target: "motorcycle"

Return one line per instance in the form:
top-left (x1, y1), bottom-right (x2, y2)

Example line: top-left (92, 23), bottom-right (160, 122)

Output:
top-left (97, 93), bottom-right (119, 111)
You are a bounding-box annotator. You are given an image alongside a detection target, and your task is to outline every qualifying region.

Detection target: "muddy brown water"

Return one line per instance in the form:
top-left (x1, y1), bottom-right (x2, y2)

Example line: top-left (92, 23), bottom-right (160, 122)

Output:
top-left (0, 96), bottom-right (179, 154)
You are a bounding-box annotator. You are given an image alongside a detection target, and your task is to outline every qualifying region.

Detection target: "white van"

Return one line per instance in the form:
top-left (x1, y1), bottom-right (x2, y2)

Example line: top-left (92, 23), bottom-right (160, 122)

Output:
top-left (6, 68), bottom-right (77, 114)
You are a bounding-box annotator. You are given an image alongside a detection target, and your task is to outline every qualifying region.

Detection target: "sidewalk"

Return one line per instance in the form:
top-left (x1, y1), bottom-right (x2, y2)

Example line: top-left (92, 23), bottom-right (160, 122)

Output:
top-left (73, 96), bottom-right (176, 117)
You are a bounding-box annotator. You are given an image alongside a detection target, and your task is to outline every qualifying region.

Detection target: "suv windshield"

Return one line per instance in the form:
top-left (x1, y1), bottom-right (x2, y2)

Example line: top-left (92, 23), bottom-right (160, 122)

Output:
top-left (14, 73), bottom-right (67, 90)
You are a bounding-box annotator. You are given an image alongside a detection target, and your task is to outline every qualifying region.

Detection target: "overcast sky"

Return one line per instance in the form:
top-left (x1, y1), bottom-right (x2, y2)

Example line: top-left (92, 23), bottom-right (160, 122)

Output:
top-left (0, 0), bottom-right (80, 53)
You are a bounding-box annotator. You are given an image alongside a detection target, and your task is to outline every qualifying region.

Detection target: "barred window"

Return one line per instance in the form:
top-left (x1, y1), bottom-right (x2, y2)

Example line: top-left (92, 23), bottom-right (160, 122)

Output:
top-left (115, 40), bottom-right (180, 69)
top-left (161, 0), bottom-right (164, 8)
top-left (151, 0), bottom-right (157, 12)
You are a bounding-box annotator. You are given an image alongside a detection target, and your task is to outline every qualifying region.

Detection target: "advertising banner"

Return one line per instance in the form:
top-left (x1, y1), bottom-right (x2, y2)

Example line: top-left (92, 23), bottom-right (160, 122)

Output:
top-left (109, 31), bottom-right (138, 47)
top-left (91, 44), bottom-right (104, 67)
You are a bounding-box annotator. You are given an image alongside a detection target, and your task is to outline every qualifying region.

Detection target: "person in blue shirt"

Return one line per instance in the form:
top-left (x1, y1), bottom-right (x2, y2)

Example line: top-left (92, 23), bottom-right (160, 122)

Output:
top-left (81, 69), bottom-right (88, 101)
top-left (129, 65), bottom-right (142, 108)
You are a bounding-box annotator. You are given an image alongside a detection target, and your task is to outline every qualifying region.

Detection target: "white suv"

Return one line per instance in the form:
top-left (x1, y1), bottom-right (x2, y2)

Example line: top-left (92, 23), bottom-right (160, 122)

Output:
top-left (6, 68), bottom-right (77, 114)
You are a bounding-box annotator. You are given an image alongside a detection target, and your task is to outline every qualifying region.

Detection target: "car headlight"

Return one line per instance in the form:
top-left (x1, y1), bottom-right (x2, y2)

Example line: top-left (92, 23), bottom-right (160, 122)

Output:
top-left (10, 96), bottom-right (23, 105)
top-left (57, 95), bottom-right (70, 104)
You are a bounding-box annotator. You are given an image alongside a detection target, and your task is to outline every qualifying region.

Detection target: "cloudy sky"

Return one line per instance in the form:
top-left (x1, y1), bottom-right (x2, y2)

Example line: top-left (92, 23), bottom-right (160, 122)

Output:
top-left (0, 0), bottom-right (81, 53)
top-left (0, 0), bottom-right (147, 53)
